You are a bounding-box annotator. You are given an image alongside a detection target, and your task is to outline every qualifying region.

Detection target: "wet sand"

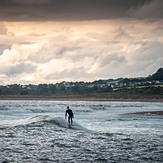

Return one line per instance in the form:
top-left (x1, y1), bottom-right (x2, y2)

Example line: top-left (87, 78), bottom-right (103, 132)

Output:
top-left (0, 97), bottom-right (163, 102)
top-left (125, 111), bottom-right (163, 116)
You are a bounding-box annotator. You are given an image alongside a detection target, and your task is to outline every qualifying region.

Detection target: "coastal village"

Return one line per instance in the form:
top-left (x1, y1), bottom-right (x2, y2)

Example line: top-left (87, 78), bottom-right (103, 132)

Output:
top-left (0, 68), bottom-right (163, 96)
top-left (61, 78), bottom-right (163, 90)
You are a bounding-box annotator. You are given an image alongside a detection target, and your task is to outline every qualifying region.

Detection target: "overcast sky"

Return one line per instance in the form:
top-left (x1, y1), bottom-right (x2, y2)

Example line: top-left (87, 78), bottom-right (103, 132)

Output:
top-left (0, 0), bottom-right (163, 85)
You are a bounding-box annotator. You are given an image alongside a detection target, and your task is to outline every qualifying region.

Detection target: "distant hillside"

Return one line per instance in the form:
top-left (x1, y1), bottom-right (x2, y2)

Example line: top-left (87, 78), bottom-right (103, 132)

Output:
top-left (118, 67), bottom-right (163, 83)
top-left (0, 67), bottom-right (163, 100)
top-left (147, 68), bottom-right (163, 81)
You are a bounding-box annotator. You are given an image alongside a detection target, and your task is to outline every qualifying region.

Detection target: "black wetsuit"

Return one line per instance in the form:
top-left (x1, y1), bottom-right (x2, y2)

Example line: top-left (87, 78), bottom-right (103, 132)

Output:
top-left (65, 109), bottom-right (74, 125)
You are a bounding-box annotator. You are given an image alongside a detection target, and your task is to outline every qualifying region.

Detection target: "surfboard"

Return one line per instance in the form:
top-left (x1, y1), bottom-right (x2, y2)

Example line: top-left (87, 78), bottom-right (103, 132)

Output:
top-left (68, 123), bottom-right (72, 129)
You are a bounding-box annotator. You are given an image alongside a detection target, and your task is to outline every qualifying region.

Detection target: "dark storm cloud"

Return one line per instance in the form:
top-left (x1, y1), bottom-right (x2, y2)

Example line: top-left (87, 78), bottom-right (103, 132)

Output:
top-left (128, 0), bottom-right (163, 19)
top-left (0, 0), bottom-right (156, 21)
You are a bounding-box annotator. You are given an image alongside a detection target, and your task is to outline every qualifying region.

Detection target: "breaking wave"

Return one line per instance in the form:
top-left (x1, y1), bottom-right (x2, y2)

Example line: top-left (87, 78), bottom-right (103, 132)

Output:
top-left (13, 115), bottom-right (88, 131)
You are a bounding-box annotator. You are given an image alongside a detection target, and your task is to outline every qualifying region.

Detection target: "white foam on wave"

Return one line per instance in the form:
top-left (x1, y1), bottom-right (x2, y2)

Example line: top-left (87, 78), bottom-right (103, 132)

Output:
top-left (50, 117), bottom-right (87, 130)
top-left (1, 115), bottom-right (88, 131)
top-left (30, 115), bottom-right (87, 130)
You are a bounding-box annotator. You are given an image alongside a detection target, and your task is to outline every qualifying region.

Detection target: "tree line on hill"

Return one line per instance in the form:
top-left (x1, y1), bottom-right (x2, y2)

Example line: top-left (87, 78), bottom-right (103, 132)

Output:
top-left (0, 68), bottom-right (163, 97)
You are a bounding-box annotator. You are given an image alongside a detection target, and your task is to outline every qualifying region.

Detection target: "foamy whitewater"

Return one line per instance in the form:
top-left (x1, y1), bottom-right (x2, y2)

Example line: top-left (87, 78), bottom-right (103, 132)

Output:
top-left (0, 100), bottom-right (163, 163)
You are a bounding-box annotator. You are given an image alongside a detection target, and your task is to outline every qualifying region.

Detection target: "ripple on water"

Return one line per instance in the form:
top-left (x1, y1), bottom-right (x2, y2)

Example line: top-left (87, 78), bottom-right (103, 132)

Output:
top-left (0, 120), bottom-right (163, 163)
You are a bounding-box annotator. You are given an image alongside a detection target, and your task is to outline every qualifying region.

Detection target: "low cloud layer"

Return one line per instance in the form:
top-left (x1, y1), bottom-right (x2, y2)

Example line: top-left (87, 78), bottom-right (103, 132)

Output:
top-left (0, 20), bottom-right (162, 85)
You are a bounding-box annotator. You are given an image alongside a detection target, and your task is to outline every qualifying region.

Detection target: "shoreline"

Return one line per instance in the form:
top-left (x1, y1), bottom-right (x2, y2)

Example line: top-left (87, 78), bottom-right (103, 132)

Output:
top-left (124, 111), bottom-right (163, 116)
top-left (0, 97), bottom-right (163, 102)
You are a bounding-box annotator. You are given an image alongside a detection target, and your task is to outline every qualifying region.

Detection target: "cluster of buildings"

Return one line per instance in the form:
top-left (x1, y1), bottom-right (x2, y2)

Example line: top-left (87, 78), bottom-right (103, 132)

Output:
top-left (61, 79), bottom-right (163, 90)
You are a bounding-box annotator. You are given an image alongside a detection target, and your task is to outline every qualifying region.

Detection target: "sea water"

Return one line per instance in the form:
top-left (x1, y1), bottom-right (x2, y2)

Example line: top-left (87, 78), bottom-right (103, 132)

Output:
top-left (0, 100), bottom-right (162, 163)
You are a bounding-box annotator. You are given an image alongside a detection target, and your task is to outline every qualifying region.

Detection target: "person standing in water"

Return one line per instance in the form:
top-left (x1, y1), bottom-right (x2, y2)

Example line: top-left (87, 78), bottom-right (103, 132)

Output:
top-left (65, 106), bottom-right (74, 127)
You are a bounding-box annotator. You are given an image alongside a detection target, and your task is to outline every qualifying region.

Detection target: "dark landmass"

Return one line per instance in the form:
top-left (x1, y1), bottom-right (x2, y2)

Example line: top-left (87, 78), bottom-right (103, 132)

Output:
top-left (0, 68), bottom-right (163, 101)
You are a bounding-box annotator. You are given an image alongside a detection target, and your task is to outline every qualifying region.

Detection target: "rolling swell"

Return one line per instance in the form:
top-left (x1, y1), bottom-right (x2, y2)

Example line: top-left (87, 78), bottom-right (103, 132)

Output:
top-left (0, 100), bottom-right (163, 163)
top-left (19, 115), bottom-right (88, 131)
